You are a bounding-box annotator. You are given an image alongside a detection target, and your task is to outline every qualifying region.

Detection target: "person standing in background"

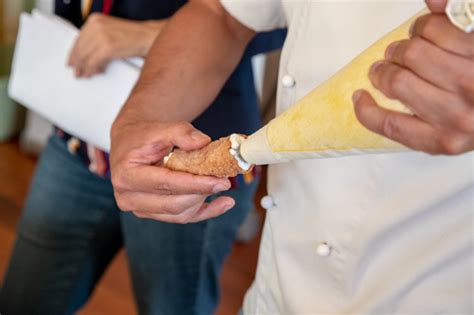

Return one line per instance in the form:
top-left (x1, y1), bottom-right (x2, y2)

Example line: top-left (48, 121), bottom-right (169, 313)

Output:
top-left (0, 0), bottom-right (286, 314)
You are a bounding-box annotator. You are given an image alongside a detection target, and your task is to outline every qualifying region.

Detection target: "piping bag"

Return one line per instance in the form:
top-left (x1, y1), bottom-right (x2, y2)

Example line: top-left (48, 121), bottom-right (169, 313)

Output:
top-left (165, 1), bottom-right (472, 177)
top-left (238, 1), bottom-right (473, 166)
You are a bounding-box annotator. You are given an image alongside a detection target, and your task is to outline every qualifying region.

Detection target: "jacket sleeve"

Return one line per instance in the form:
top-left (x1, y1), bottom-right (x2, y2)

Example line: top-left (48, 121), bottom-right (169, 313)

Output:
top-left (221, 0), bottom-right (287, 32)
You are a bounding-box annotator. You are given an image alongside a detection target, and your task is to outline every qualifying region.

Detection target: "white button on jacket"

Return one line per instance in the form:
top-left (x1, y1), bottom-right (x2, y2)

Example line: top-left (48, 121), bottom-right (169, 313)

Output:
top-left (221, 0), bottom-right (474, 314)
top-left (316, 243), bottom-right (331, 257)
top-left (260, 195), bottom-right (275, 210)
top-left (281, 75), bottom-right (295, 88)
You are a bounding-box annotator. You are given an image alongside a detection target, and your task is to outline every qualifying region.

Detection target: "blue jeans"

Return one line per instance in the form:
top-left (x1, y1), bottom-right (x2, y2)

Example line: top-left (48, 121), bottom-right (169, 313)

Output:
top-left (0, 135), bottom-right (257, 315)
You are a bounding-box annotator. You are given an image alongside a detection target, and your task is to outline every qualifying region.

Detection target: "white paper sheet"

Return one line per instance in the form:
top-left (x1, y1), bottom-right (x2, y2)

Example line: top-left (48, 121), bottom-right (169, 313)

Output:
top-left (9, 10), bottom-right (143, 152)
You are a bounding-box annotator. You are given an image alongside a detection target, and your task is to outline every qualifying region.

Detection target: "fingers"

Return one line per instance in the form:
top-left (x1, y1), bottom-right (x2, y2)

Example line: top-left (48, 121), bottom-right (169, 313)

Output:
top-left (119, 192), bottom-right (206, 215)
top-left (187, 197), bottom-right (235, 223)
top-left (425, 0), bottom-right (447, 13)
top-left (368, 60), bottom-right (462, 126)
top-left (68, 13), bottom-right (163, 78)
top-left (81, 49), bottom-right (111, 77)
top-left (354, 89), bottom-right (474, 155)
top-left (113, 164), bottom-right (231, 196)
top-left (132, 196), bottom-right (235, 224)
top-left (111, 122), bottom-right (222, 196)
top-left (385, 38), bottom-right (474, 93)
top-left (131, 122), bottom-right (211, 154)
top-left (131, 200), bottom-right (203, 222)
top-left (353, 90), bottom-right (441, 153)
top-left (411, 14), bottom-right (474, 58)
top-left (110, 119), bottom-right (230, 224)
top-left (165, 122), bottom-right (211, 151)
top-left (113, 122), bottom-right (211, 162)
top-left (69, 37), bottom-right (110, 78)
top-left (68, 37), bottom-right (97, 77)
top-left (68, 14), bottom-right (114, 78)
top-left (358, 4), bottom-right (474, 156)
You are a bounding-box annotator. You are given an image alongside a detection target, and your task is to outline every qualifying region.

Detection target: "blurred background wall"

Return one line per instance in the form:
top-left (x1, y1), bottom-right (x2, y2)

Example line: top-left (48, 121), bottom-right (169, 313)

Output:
top-left (0, 1), bottom-right (28, 144)
top-left (0, 0), bottom-right (52, 155)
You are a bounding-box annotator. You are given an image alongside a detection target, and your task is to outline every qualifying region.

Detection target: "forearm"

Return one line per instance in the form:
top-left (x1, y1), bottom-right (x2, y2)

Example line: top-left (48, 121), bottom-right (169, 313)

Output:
top-left (113, 1), bottom-right (255, 128)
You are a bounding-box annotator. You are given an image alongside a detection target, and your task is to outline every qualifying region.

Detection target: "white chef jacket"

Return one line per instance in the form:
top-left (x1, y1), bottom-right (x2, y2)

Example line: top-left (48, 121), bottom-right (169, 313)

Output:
top-left (221, 1), bottom-right (474, 314)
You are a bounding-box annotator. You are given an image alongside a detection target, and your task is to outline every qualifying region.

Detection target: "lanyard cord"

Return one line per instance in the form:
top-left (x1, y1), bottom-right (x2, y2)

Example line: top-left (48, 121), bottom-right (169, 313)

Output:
top-left (102, 0), bottom-right (113, 15)
top-left (82, 0), bottom-right (113, 19)
top-left (82, 0), bottom-right (93, 18)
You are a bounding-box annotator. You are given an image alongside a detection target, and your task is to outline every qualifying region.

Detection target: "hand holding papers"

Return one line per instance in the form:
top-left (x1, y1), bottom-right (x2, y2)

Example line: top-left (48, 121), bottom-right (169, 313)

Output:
top-left (9, 10), bottom-right (143, 151)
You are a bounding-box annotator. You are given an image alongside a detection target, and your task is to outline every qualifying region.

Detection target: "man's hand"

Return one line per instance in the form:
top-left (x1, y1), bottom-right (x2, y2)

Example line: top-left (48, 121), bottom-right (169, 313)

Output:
top-left (110, 116), bottom-right (235, 224)
top-left (353, 0), bottom-right (474, 155)
top-left (109, 0), bottom-right (253, 223)
top-left (68, 13), bottom-right (165, 78)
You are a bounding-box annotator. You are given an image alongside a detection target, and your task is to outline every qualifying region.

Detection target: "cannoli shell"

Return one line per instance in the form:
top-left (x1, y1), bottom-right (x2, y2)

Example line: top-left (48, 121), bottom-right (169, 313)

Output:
top-left (164, 136), bottom-right (252, 178)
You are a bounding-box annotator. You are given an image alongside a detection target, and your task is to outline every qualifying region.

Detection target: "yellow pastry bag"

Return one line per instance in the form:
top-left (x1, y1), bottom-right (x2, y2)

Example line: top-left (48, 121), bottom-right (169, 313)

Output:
top-left (240, 10), bottom-right (425, 165)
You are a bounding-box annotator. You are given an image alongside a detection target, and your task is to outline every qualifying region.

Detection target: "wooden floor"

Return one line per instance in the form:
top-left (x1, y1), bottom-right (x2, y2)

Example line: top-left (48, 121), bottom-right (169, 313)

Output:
top-left (0, 139), bottom-right (265, 315)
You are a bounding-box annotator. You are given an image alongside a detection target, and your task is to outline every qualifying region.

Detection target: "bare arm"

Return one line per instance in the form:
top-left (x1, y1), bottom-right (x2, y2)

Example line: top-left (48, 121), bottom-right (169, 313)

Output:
top-left (110, 0), bottom-right (256, 223)
top-left (114, 0), bottom-right (256, 124)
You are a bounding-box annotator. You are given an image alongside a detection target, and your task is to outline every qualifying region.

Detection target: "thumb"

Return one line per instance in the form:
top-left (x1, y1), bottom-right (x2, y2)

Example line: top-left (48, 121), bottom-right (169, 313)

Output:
top-left (425, 0), bottom-right (447, 13)
top-left (167, 122), bottom-right (211, 151)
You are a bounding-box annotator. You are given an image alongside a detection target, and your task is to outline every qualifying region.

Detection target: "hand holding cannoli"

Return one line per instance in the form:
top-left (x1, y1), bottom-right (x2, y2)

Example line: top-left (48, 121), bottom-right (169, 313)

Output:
top-left (110, 120), bottom-right (234, 223)
top-left (164, 134), bottom-right (253, 178)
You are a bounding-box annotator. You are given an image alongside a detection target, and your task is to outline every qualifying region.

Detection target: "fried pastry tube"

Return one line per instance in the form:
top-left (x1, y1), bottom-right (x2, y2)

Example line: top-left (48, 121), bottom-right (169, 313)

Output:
top-left (164, 134), bottom-right (253, 178)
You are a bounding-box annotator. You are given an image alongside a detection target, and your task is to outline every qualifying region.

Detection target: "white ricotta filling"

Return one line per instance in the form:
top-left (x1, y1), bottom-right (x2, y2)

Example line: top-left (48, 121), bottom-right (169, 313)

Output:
top-left (229, 134), bottom-right (252, 171)
top-left (163, 151), bottom-right (173, 164)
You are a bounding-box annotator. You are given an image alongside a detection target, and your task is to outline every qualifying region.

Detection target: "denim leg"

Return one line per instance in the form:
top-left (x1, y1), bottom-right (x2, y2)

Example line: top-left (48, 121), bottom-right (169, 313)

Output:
top-left (0, 136), bottom-right (123, 315)
top-left (196, 179), bottom-right (259, 314)
top-left (121, 179), bottom-right (258, 315)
